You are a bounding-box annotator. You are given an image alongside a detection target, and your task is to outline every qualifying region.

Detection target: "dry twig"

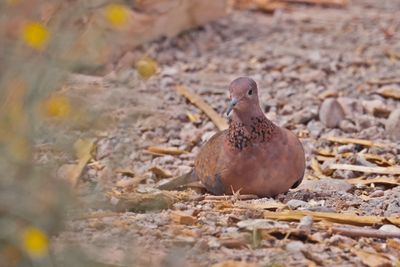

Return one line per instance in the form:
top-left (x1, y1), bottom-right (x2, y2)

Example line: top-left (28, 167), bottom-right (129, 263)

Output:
top-left (176, 85), bottom-right (228, 130)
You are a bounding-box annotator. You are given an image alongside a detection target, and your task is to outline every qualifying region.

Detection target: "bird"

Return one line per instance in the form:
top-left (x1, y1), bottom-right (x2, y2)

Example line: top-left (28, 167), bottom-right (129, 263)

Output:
top-left (158, 77), bottom-right (305, 197)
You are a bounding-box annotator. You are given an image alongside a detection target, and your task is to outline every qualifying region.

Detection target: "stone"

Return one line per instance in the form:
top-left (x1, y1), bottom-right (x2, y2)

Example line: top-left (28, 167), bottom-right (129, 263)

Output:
top-left (319, 98), bottom-right (345, 128)
top-left (385, 109), bottom-right (400, 140)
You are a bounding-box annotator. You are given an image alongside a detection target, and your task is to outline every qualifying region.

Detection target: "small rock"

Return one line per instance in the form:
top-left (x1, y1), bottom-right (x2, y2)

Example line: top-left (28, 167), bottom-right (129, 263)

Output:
top-left (307, 120), bottom-right (323, 137)
top-left (287, 199), bottom-right (309, 210)
top-left (237, 219), bottom-right (288, 230)
top-left (298, 179), bottom-right (352, 192)
top-left (337, 144), bottom-right (355, 154)
top-left (369, 190), bottom-right (384, 198)
top-left (339, 119), bottom-right (358, 133)
top-left (298, 215), bottom-right (313, 230)
top-left (291, 109), bottom-right (316, 125)
top-left (386, 109), bottom-right (400, 140)
top-left (177, 165), bottom-right (192, 175)
top-left (319, 98), bottom-right (345, 128)
top-left (362, 99), bottom-right (391, 118)
top-left (337, 97), bottom-right (364, 116)
top-left (379, 224), bottom-right (400, 234)
top-left (285, 241), bottom-right (306, 253)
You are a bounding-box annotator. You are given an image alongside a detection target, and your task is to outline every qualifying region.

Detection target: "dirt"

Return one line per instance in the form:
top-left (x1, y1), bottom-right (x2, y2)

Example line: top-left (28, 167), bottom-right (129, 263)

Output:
top-left (52, 0), bottom-right (400, 266)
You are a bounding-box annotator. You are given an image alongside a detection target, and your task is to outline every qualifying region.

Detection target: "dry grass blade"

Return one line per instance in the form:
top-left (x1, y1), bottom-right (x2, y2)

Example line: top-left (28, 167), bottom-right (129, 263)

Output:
top-left (367, 78), bottom-right (400, 85)
top-left (328, 164), bottom-right (400, 175)
top-left (281, 0), bottom-right (348, 7)
top-left (176, 85), bottom-right (228, 130)
top-left (146, 146), bottom-right (188, 156)
top-left (263, 210), bottom-right (400, 226)
top-left (322, 136), bottom-right (386, 147)
top-left (69, 138), bottom-right (96, 187)
top-left (332, 226), bottom-right (400, 239)
top-left (346, 176), bottom-right (400, 186)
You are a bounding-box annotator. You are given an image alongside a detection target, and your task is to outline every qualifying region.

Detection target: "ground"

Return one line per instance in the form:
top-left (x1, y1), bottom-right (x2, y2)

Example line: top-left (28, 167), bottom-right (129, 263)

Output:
top-left (53, 1), bottom-right (400, 266)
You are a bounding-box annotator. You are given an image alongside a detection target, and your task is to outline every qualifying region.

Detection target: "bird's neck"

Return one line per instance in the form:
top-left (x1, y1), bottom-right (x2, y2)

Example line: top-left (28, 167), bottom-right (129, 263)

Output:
top-left (227, 109), bottom-right (277, 150)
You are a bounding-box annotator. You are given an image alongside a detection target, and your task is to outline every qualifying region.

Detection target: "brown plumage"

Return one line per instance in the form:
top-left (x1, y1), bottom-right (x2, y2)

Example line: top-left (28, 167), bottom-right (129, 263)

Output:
top-left (159, 77), bottom-right (305, 197)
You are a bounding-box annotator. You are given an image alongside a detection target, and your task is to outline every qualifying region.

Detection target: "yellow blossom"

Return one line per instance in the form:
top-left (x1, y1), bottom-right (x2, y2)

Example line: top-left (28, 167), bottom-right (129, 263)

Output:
top-left (42, 95), bottom-right (71, 119)
top-left (22, 227), bottom-right (49, 258)
top-left (22, 22), bottom-right (49, 50)
top-left (105, 4), bottom-right (129, 27)
top-left (7, 0), bottom-right (20, 5)
top-left (135, 58), bottom-right (158, 79)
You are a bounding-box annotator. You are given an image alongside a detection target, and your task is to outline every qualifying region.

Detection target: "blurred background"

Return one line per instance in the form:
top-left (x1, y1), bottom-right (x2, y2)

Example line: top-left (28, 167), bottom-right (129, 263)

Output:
top-left (1, 0), bottom-right (400, 266)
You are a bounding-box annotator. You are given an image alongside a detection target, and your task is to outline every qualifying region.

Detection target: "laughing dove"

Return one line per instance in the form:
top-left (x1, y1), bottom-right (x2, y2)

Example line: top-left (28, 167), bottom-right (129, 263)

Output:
top-left (159, 77), bottom-right (305, 197)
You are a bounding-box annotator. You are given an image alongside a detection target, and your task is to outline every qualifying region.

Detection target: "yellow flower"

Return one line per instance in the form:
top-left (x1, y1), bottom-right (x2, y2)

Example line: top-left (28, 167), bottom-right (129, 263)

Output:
top-left (22, 22), bottom-right (49, 50)
top-left (7, 0), bottom-right (20, 5)
top-left (135, 58), bottom-right (158, 79)
top-left (42, 95), bottom-right (71, 119)
top-left (22, 227), bottom-right (49, 258)
top-left (105, 4), bottom-right (129, 27)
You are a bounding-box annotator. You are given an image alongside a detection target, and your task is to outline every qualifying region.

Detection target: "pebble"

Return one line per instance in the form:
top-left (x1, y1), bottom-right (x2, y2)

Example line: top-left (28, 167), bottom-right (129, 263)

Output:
top-left (298, 215), bottom-right (313, 230)
top-left (298, 179), bottom-right (352, 192)
top-left (385, 109), bottom-right (400, 140)
top-left (285, 241), bottom-right (306, 253)
top-left (319, 98), bottom-right (345, 128)
top-left (287, 199), bottom-right (309, 210)
top-left (339, 119), bottom-right (358, 133)
top-left (379, 224), bottom-right (400, 234)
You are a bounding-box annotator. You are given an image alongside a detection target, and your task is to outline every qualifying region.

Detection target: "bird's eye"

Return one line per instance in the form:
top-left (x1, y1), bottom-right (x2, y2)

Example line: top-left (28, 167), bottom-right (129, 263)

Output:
top-left (247, 89), bottom-right (253, 96)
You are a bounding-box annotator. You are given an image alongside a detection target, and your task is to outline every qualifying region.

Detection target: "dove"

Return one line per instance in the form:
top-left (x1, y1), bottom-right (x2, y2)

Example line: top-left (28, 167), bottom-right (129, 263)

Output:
top-left (159, 77), bottom-right (305, 197)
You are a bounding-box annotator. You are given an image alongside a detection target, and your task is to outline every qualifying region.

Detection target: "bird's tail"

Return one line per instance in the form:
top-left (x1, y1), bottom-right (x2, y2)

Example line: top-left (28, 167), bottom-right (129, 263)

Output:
top-left (157, 170), bottom-right (197, 190)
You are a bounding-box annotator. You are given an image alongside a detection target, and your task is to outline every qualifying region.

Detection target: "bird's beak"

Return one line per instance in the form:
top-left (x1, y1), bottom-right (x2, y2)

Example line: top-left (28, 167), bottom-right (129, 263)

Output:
top-left (226, 97), bottom-right (238, 116)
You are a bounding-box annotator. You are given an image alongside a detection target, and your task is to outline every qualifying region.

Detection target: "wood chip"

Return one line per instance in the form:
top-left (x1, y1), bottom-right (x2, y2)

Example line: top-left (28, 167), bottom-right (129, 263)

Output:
top-left (322, 136), bottom-right (386, 147)
top-left (116, 176), bottom-right (147, 188)
top-left (115, 168), bottom-right (135, 177)
top-left (263, 210), bottom-right (400, 226)
top-left (328, 164), bottom-right (400, 175)
top-left (146, 146), bottom-right (188, 156)
top-left (377, 85), bottom-right (400, 100)
top-left (170, 211), bottom-right (197, 225)
top-left (351, 248), bottom-right (391, 267)
top-left (176, 85), bottom-right (228, 130)
top-left (148, 166), bottom-right (173, 178)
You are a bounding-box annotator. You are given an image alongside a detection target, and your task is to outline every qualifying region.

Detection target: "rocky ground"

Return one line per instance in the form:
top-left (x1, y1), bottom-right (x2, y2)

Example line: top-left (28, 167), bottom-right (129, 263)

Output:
top-left (52, 0), bottom-right (400, 266)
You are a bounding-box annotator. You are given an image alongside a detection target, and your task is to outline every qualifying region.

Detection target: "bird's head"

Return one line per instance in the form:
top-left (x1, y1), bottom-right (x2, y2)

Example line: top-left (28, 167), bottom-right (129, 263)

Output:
top-left (226, 77), bottom-right (259, 116)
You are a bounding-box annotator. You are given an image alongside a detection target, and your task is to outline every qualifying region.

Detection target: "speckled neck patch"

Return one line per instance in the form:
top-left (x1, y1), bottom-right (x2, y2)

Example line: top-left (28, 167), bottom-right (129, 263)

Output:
top-left (227, 116), bottom-right (276, 150)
